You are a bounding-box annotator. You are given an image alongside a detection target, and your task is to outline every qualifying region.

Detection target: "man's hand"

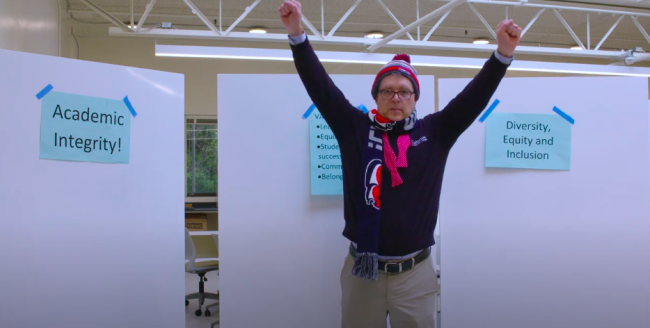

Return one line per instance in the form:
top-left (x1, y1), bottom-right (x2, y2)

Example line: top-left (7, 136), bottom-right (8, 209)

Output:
top-left (279, 1), bottom-right (304, 37)
top-left (496, 19), bottom-right (522, 58)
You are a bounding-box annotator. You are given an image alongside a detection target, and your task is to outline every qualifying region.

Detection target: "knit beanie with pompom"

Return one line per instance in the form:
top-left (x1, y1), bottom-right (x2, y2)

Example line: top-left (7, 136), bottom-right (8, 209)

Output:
top-left (371, 53), bottom-right (420, 101)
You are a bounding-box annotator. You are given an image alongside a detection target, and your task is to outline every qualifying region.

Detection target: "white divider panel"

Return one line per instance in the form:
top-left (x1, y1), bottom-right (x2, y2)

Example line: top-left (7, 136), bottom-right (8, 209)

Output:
top-left (0, 49), bottom-right (185, 328)
top-left (218, 74), bottom-right (435, 328)
top-left (438, 76), bottom-right (650, 328)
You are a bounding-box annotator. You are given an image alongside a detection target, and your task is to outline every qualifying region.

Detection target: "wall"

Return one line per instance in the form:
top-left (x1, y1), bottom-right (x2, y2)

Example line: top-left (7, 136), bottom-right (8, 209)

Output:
top-left (0, 0), bottom-right (59, 56)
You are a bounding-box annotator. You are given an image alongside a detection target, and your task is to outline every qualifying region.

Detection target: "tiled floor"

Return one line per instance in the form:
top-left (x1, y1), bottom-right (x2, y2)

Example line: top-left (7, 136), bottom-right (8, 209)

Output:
top-left (185, 271), bottom-right (220, 328)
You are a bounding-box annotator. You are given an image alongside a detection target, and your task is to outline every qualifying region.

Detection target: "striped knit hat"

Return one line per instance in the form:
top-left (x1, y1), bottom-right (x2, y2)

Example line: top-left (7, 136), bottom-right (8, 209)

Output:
top-left (371, 53), bottom-right (420, 101)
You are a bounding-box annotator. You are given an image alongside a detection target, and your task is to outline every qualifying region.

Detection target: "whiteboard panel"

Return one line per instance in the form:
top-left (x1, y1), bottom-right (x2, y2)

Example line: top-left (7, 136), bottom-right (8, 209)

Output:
top-left (218, 74), bottom-right (435, 328)
top-left (438, 76), bottom-right (650, 328)
top-left (0, 49), bottom-right (185, 328)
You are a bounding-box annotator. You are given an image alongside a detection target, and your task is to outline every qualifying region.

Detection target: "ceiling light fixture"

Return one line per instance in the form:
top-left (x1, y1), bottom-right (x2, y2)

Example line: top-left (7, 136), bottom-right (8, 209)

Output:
top-left (473, 38), bottom-right (489, 45)
top-left (365, 32), bottom-right (384, 39)
top-left (570, 45), bottom-right (583, 50)
top-left (155, 44), bottom-right (650, 77)
top-left (249, 27), bottom-right (267, 34)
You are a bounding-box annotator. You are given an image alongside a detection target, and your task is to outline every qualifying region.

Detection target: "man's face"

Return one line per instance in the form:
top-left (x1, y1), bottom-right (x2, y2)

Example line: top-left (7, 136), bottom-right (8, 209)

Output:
top-left (375, 74), bottom-right (417, 122)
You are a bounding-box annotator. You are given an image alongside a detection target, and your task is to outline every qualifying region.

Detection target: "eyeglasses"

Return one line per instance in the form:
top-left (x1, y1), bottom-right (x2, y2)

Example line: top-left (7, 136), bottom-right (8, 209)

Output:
top-left (378, 90), bottom-right (415, 100)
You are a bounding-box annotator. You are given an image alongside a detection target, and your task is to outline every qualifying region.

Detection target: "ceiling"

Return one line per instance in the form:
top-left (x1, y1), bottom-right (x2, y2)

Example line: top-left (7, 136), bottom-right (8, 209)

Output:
top-left (65, 0), bottom-right (650, 52)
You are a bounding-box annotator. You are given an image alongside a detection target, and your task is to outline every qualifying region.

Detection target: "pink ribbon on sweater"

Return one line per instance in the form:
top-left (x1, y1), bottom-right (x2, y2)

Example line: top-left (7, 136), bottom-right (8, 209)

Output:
top-left (382, 133), bottom-right (411, 187)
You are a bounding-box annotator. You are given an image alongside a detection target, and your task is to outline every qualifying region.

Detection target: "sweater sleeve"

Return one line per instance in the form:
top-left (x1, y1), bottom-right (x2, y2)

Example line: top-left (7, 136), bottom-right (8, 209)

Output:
top-left (290, 36), bottom-right (365, 140)
top-left (434, 53), bottom-right (509, 148)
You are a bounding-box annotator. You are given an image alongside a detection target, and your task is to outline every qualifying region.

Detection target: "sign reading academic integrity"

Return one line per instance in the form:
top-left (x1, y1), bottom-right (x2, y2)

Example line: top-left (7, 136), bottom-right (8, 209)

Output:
top-left (39, 91), bottom-right (131, 164)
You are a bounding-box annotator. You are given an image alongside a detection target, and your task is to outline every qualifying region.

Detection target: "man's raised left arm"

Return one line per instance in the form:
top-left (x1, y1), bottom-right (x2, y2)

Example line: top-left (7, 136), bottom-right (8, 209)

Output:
top-left (435, 19), bottom-right (522, 148)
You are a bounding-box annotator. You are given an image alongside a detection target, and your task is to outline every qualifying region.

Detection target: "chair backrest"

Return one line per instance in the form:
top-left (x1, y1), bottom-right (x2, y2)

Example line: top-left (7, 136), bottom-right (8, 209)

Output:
top-left (211, 234), bottom-right (219, 256)
top-left (193, 234), bottom-right (219, 258)
top-left (185, 229), bottom-right (219, 272)
top-left (184, 228), bottom-right (196, 262)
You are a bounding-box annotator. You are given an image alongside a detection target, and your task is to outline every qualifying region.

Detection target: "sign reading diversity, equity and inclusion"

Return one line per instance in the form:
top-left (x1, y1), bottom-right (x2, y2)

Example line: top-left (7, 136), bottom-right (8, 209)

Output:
top-left (40, 91), bottom-right (131, 164)
top-left (485, 112), bottom-right (571, 170)
top-left (309, 108), bottom-right (344, 195)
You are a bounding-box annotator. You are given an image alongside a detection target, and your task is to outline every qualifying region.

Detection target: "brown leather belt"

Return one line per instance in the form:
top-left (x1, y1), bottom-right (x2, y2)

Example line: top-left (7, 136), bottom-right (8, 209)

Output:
top-left (348, 244), bottom-right (431, 274)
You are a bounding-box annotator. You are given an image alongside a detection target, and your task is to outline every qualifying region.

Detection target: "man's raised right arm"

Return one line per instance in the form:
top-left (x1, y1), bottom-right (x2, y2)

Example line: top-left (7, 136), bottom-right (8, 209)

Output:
top-left (280, 1), bottom-right (363, 136)
top-left (289, 34), bottom-right (362, 128)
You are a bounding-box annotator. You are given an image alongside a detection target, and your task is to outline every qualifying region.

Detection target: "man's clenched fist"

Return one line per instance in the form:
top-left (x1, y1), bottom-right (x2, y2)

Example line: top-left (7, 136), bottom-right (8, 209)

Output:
top-left (496, 19), bottom-right (522, 58)
top-left (279, 1), bottom-right (304, 37)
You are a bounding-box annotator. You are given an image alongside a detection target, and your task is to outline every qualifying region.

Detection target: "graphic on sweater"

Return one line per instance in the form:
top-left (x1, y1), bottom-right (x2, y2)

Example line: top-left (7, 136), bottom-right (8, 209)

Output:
top-left (364, 159), bottom-right (382, 209)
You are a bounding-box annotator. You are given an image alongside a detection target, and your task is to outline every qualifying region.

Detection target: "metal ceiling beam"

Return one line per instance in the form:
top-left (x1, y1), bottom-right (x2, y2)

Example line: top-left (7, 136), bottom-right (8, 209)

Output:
top-left (321, 0), bottom-right (325, 35)
top-left (130, 0), bottom-right (134, 28)
top-left (417, 0), bottom-right (421, 40)
top-left (553, 9), bottom-right (585, 50)
top-left (302, 15), bottom-right (323, 40)
top-left (223, 0), bottom-right (261, 36)
top-left (134, 0), bottom-right (157, 32)
top-left (328, 0), bottom-right (363, 37)
top-left (468, 3), bottom-right (496, 39)
top-left (631, 16), bottom-right (650, 45)
top-left (450, 0), bottom-right (650, 18)
top-left (423, 10), bottom-right (451, 41)
top-left (367, 0), bottom-right (467, 52)
top-left (183, 0), bottom-right (220, 35)
top-left (595, 14), bottom-right (624, 50)
top-left (587, 13), bottom-right (590, 49)
top-left (521, 9), bottom-right (545, 38)
top-left (70, 8), bottom-right (463, 30)
top-left (72, 6), bottom-right (610, 44)
top-left (377, 0), bottom-right (414, 41)
top-left (79, 0), bottom-right (132, 32)
top-left (155, 44), bottom-right (650, 77)
top-left (110, 26), bottom-right (626, 59)
top-left (95, 0), bottom-right (650, 61)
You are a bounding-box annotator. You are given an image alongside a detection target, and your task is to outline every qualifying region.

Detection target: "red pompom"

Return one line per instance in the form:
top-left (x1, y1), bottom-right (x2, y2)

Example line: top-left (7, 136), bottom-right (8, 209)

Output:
top-left (393, 53), bottom-right (411, 63)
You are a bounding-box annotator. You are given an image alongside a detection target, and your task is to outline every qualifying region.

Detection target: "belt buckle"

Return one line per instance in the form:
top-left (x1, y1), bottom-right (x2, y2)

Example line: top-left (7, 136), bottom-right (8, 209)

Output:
top-left (385, 262), bottom-right (402, 273)
top-left (384, 257), bottom-right (415, 273)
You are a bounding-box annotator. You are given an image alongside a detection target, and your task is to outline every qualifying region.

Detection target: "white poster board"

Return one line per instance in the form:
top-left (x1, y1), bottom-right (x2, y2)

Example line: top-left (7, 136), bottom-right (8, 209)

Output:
top-left (438, 76), bottom-right (650, 328)
top-left (0, 49), bottom-right (185, 328)
top-left (218, 74), bottom-right (435, 328)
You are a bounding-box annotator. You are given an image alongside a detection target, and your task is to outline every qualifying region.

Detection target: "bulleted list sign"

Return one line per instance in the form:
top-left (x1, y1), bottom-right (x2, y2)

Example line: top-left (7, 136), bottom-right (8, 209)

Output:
top-left (309, 108), bottom-right (343, 195)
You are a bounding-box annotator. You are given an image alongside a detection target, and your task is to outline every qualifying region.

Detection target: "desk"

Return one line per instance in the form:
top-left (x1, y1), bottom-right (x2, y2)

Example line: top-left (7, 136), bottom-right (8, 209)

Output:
top-left (185, 210), bottom-right (218, 214)
top-left (186, 258), bottom-right (219, 262)
top-left (189, 231), bottom-right (219, 236)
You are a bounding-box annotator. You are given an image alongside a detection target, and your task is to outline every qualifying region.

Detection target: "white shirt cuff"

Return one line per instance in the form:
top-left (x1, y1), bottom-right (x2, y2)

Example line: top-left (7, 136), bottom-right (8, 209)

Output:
top-left (494, 50), bottom-right (514, 65)
top-left (288, 32), bottom-right (307, 45)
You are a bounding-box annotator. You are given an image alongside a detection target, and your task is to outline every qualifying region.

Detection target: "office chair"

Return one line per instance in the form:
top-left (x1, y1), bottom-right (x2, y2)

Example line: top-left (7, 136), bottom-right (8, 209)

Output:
top-left (206, 233), bottom-right (220, 327)
top-left (185, 228), bottom-right (220, 317)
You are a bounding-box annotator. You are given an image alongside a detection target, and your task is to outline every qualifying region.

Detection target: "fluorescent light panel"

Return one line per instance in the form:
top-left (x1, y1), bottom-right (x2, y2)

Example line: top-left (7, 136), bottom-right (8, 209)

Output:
top-left (249, 28), bottom-right (267, 34)
top-left (155, 44), bottom-right (650, 77)
top-left (365, 32), bottom-right (384, 39)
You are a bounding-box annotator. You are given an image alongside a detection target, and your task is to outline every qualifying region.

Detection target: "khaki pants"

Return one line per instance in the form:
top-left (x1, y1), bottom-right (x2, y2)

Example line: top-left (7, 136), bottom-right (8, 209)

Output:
top-left (340, 252), bottom-right (439, 328)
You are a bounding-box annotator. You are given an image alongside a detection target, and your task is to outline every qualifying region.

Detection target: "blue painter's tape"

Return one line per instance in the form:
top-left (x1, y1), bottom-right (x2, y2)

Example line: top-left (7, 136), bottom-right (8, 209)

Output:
top-left (36, 84), bottom-right (53, 100)
top-left (123, 96), bottom-right (137, 117)
top-left (553, 106), bottom-right (574, 124)
top-left (357, 104), bottom-right (368, 113)
top-left (478, 99), bottom-right (500, 123)
top-left (302, 104), bottom-right (316, 119)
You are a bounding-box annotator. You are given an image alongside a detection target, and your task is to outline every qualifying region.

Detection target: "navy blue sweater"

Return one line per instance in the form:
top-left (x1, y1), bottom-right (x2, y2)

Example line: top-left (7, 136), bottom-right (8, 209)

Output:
top-left (291, 39), bottom-right (509, 256)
